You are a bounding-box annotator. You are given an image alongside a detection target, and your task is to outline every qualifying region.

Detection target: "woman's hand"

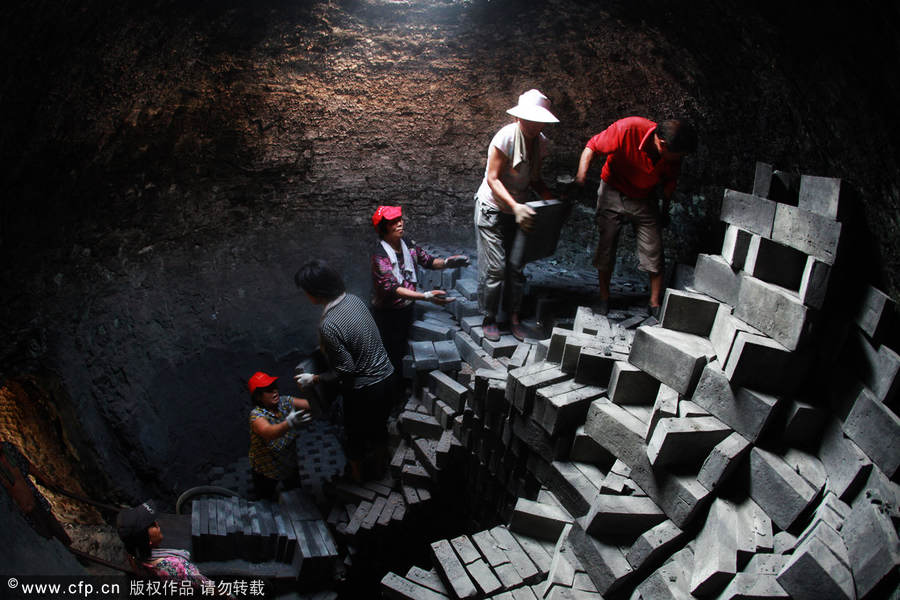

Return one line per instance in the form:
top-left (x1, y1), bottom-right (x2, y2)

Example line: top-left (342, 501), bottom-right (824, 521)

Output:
top-left (444, 255), bottom-right (470, 268)
top-left (423, 290), bottom-right (455, 305)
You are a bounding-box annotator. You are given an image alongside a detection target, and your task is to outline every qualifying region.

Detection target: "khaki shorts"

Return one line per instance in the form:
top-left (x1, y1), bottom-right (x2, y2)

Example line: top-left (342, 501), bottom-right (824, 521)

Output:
top-left (593, 180), bottom-right (663, 273)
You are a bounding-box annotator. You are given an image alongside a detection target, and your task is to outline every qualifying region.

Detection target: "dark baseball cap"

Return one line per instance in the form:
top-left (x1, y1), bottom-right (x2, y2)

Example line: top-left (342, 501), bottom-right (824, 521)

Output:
top-left (116, 500), bottom-right (158, 541)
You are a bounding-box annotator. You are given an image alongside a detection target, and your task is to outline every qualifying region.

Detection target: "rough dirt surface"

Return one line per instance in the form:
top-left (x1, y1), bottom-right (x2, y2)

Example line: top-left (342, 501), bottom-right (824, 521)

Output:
top-left (0, 0), bottom-right (898, 505)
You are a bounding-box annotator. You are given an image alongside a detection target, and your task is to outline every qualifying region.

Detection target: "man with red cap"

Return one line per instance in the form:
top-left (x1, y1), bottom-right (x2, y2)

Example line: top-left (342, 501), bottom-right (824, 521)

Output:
top-left (370, 204), bottom-right (468, 378)
top-left (247, 371), bottom-right (311, 500)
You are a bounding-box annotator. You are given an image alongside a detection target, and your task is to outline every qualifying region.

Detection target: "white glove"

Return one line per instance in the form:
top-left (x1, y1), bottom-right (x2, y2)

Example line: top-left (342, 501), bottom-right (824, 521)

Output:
top-left (285, 409), bottom-right (312, 427)
top-left (423, 291), bottom-right (436, 299)
top-left (284, 409), bottom-right (301, 427)
top-left (512, 202), bottom-right (536, 228)
top-left (294, 372), bottom-right (316, 387)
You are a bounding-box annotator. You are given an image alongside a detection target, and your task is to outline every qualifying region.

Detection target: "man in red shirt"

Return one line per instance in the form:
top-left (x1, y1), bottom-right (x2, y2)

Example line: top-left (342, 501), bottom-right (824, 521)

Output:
top-left (575, 117), bottom-right (697, 317)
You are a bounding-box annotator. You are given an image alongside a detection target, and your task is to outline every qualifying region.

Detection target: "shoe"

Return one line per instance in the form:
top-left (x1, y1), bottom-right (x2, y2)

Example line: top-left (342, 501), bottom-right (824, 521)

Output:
top-left (648, 305), bottom-right (660, 319)
top-left (593, 299), bottom-right (609, 316)
top-left (482, 319), bottom-right (500, 342)
top-left (511, 322), bottom-right (529, 342)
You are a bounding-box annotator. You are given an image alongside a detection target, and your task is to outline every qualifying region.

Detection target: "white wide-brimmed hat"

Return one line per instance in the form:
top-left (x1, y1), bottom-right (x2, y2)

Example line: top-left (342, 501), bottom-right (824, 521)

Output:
top-left (506, 89), bottom-right (559, 123)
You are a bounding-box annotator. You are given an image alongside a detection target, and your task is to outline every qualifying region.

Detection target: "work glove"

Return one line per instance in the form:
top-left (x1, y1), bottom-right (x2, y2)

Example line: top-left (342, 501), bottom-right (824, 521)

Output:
top-left (285, 409), bottom-right (312, 427)
top-left (294, 372), bottom-right (316, 387)
top-left (423, 290), bottom-right (455, 305)
top-left (444, 255), bottom-right (470, 268)
top-left (512, 202), bottom-right (536, 232)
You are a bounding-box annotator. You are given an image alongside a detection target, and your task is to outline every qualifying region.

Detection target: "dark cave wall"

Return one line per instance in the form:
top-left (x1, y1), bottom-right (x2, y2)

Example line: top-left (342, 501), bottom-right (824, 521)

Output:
top-left (1, 0), bottom-right (898, 501)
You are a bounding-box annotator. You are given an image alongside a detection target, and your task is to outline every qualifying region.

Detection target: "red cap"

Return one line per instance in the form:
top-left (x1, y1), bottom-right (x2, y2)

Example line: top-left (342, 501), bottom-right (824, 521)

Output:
top-left (247, 371), bottom-right (278, 394)
top-left (372, 205), bottom-right (402, 229)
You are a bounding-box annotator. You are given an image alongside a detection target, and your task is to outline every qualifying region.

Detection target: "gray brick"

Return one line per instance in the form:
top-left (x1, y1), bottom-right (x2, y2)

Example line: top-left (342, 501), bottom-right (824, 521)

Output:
top-left (509, 531), bottom-right (554, 578)
top-left (624, 519), bottom-right (685, 571)
top-left (573, 306), bottom-right (614, 337)
top-left (380, 572), bottom-right (450, 600)
top-left (709, 304), bottom-right (760, 366)
top-left (659, 288), bottom-right (722, 337)
top-left (628, 325), bottom-right (715, 396)
top-left (844, 490), bottom-right (900, 599)
top-left (431, 538), bottom-right (478, 599)
top-left (721, 223), bottom-right (751, 270)
top-left (723, 331), bottom-right (796, 393)
top-left (454, 277), bottom-right (478, 301)
top-left (817, 418), bottom-right (872, 502)
top-left (533, 378), bottom-right (584, 425)
top-left (776, 535), bottom-right (855, 600)
top-left (542, 523), bottom-right (576, 596)
top-left (465, 558), bottom-right (502, 596)
top-left (715, 573), bottom-right (789, 600)
top-left (490, 526), bottom-right (541, 584)
top-left (483, 334), bottom-right (520, 358)
top-left (692, 362), bottom-right (780, 442)
top-left (735, 273), bottom-right (813, 351)
top-left (736, 497), bottom-right (774, 557)
top-left (749, 447), bottom-right (818, 531)
top-left (798, 174), bottom-right (843, 220)
top-left (842, 385), bottom-right (900, 477)
top-left (509, 199), bottom-right (568, 267)
top-left (430, 369), bottom-right (470, 413)
top-left (411, 319), bottom-right (454, 342)
top-left (798, 255), bottom-right (831, 310)
top-left (539, 384), bottom-right (605, 436)
top-left (645, 383), bottom-right (679, 441)
top-left (510, 496), bottom-right (573, 542)
top-left (856, 285), bottom-right (896, 342)
top-left (689, 498), bottom-right (739, 597)
top-left (744, 234), bottom-right (808, 291)
top-left (400, 411), bottom-right (444, 439)
top-left (566, 522), bottom-right (633, 595)
top-left (411, 340), bottom-right (440, 372)
top-left (720, 188), bottom-right (777, 237)
top-left (574, 345), bottom-right (623, 386)
top-left (569, 425), bottom-right (616, 467)
top-left (583, 398), bottom-right (710, 528)
top-left (771, 203), bottom-right (841, 265)
top-left (646, 416), bottom-right (732, 469)
top-left (434, 340), bottom-right (462, 373)
top-left (782, 447), bottom-right (827, 493)
top-left (583, 493), bottom-right (665, 537)
top-left (698, 431), bottom-right (751, 491)
top-left (405, 566), bottom-right (450, 595)
top-left (608, 360), bottom-right (660, 405)
top-left (541, 460), bottom-right (601, 518)
top-left (511, 365), bottom-right (569, 414)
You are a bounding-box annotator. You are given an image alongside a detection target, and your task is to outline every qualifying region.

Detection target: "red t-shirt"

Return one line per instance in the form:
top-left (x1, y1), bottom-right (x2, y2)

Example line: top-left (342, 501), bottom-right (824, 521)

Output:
top-left (585, 116), bottom-right (682, 199)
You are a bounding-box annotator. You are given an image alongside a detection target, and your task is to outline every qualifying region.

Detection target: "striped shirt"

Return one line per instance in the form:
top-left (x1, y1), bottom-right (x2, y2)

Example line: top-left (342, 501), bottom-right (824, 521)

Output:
top-left (319, 294), bottom-right (394, 389)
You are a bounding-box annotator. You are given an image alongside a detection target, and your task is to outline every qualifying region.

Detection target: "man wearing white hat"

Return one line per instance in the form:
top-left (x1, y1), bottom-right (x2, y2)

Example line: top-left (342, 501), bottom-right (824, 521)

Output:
top-left (474, 89), bottom-right (559, 342)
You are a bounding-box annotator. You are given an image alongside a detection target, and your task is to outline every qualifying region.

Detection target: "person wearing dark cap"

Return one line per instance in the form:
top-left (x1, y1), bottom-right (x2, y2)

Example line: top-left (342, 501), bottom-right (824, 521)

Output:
top-left (294, 259), bottom-right (395, 482)
top-left (575, 117), bottom-right (697, 318)
top-left (370, 204), bottom-right (468, 376)
top-left (117, 500), bottom-right (221, 589)
top-left (247, 371), bottom-right (312, 501)
top-left (475, 89), bottom-right (559, 342)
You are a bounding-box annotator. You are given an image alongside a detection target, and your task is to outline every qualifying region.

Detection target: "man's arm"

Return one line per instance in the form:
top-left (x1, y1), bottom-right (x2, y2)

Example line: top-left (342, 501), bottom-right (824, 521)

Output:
top-left (575, 146), bottom-right (596, 186)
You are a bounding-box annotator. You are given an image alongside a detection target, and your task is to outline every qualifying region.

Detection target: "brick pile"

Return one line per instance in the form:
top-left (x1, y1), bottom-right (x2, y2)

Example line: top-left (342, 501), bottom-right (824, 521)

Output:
top-left (378, 164), bottom-right (899, 599)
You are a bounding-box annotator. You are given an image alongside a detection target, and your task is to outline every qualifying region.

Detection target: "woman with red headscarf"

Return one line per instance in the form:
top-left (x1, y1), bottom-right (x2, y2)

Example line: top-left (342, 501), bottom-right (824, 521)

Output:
top-left (370, 205), bottom-right (469, 377)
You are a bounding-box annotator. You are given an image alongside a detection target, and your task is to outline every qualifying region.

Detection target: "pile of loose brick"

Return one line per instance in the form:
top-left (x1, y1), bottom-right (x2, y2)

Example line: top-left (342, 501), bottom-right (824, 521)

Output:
top-left (191, 490), bottom-right (338, 568)
top-left (377, 164), bottom-right (900, 600)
